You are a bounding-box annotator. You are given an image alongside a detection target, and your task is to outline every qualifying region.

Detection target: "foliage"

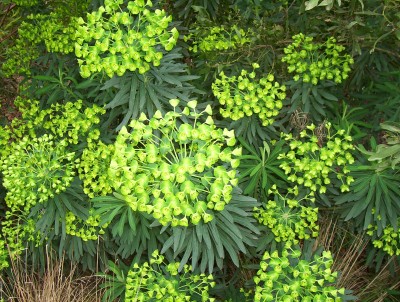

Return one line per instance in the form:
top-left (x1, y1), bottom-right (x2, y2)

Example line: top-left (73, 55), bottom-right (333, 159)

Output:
top-left (254, 185), bottom-right (319, 247)
top-left (102, 47), bottom-right (201, 130)
top-left (160, 189), bottom-right (260, 273)
top-left (107, 100), bottom-right (241, 226)
top-left (92, 194), bottom-right (167, 261)
top-left (173, 0), bottom-right (221, 21)
top-left (212, 63), bottom-right (286, 126)
top-left (253, 248), bottom-right (350, 301)
top-left (125, 250), bottom-right (215, 301)
top-left (284, 80), bottom-right (342, 122)
top-left (1, 0), bottom-right (400, 300)
top-left (336, 152), bottom-right (400, 234)
top-left (19, 58), bottom-right (102, 107)
top-left (237, 137), bottom-right (287, 200)
top-left (279, 122), bottom-right (355, 194)
top-left (75, 0), bottom-right (178, 78)
top-left (364, 121), bottom-right (400, 168)
top-left (282, 33), bottom-right (354, 85)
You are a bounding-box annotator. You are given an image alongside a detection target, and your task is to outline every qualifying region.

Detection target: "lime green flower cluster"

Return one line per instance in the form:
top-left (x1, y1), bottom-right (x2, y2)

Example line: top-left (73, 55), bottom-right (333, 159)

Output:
top-left (254, 248), bottom-right (346, 301)
top-left (254, 185), bottom-right (319, 247)
top-left (1, 20), bottom-right (41, 76)
top-left (8, 97), bottom-right (105, 144)
top-left (125, 250), bottom-right (215, 302)
top-left (2, 14), bottom-right (79, 76)
top-left (74, 0), bottom-right (179, 78)
top-left (212, 63), bottom-right (286, 126)
top-left (65, 210), bottom-right (108, 241)
top-left (282, 33), bottom-right (354, 85)
top-left (0, 134), bottom-right (75, 213)
top-left (108, 100), bottom-right (241, 226)
top-left (367, 219), bottom-right (400, 256)
top-left (0, 235), bottom-right (9, 271)
top-left (40, 100), bottom-right (105, 144)
top-left (185, 25), bottom-right (252, 53)
top-left (2, 215), bottom-right (41, 260)
top-left (78, 140), bottom-right (115, 198)
top-left (0, 98), bottom-right (104, 155)
top-left (13, 0), bottom-right (39, 6)
top-left (38, 13), bottom-right (80, 54)
top-left (278, 123), bottom-right (355, 193)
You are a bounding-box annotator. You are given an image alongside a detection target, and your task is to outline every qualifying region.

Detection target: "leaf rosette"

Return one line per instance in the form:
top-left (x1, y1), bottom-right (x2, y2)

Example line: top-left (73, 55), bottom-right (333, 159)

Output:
top-left (254, 186), bottom-right (319, 247)
top-left (108, 100), bottom-right (241, 226)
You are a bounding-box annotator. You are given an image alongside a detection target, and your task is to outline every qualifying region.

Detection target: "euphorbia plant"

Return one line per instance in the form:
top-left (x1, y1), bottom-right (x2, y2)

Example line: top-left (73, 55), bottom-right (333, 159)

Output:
top-left (282, 33), bottom-right (354, 85)
top-left (212, 63), bottom-right (286, 126)
top-left (0, 98), bottom-right (105, 263)
top-left (254, 185), bottom-right (319, 247)
top-left (124, 250), bottom-right (215, 301)
top-left (74, 0), bottom-right (179, 78)
top-left (107, 99), bottom-right (241, 226)
top-left (185, 24), bottom-right (253, 53)
top-left (278, 122), bottom-right (355, 194)
top-left (253, 248), bottom-right (347, 301)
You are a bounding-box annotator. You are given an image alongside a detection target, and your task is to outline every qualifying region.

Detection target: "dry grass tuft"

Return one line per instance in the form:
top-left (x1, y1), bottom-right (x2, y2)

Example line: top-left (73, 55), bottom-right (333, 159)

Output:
top-left (315, 214), bottom-right (400, 302)
top-left (0, 252), bottom-right (104, 302)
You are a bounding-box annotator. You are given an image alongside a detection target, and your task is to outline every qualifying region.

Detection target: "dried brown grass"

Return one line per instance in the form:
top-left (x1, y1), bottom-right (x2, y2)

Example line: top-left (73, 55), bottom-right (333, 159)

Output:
top-left (0, 251), bottom-right (104, 302)
top-left (315, 214), bottom-right (400, 302)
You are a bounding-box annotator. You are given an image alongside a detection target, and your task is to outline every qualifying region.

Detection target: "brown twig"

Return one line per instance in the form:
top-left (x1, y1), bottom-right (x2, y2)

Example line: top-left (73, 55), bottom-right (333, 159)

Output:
top-left (0, 3), bottom-right (16, 28)
top-left (0, 27), bottom-right (18, 44)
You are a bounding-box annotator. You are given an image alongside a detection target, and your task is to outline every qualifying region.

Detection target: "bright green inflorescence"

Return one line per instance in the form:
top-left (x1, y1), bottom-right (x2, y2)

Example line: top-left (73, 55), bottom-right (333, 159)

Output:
top-left (278, 123), bottom-right (355, 193)
top-left (1, 215), bottom-right (42, 260)
top-left (108, 100), bottom-right (241, 226)
top-left (254, 248), bottom-right (346, 302)
top-left (74, 0), bottom-right (179, 78)
top-left (254, 185), bottom-right (319, 247)
top-left (367, 218), bottom-right (400, 256)
top-left (0, 235), bottom-right (9, 271)
top-left (2, 14), bottom-right (79, 76)
top-left (40, 101), bottom-right (105, 145)
top-left (78, 140), bottom-right (115, 198)
top-left (0, 99), bottom-right (105, 156)
top-left (185, 24), bottom-right (253, 53)
top-left (0, 134), bottom-right (75, 213)
top-left (13, 0), bottom-right (39, 6)
top-left (0, 98), bottom-right (105, 212)
top-left (65, 209), bottom-right (108, 241)
top-left (39, 13), bottom-right (80, 54)
top-left (125, 250), bottom-right (215, 302)
top-left (0, 98), bottom-right (105, 265)
top-left (6, 98), bottom-right (105, 144)
top-left (282, 33), bottom-right (354, 85)
top-left (212, 63), bottom-right (286, 126)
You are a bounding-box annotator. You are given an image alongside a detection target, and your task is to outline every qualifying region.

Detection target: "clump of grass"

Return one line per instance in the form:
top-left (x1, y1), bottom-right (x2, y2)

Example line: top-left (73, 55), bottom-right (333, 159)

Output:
top-left (0, 251), bottom-right (104, 302)
top-left (315, 214), bottom-right (400, 301)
